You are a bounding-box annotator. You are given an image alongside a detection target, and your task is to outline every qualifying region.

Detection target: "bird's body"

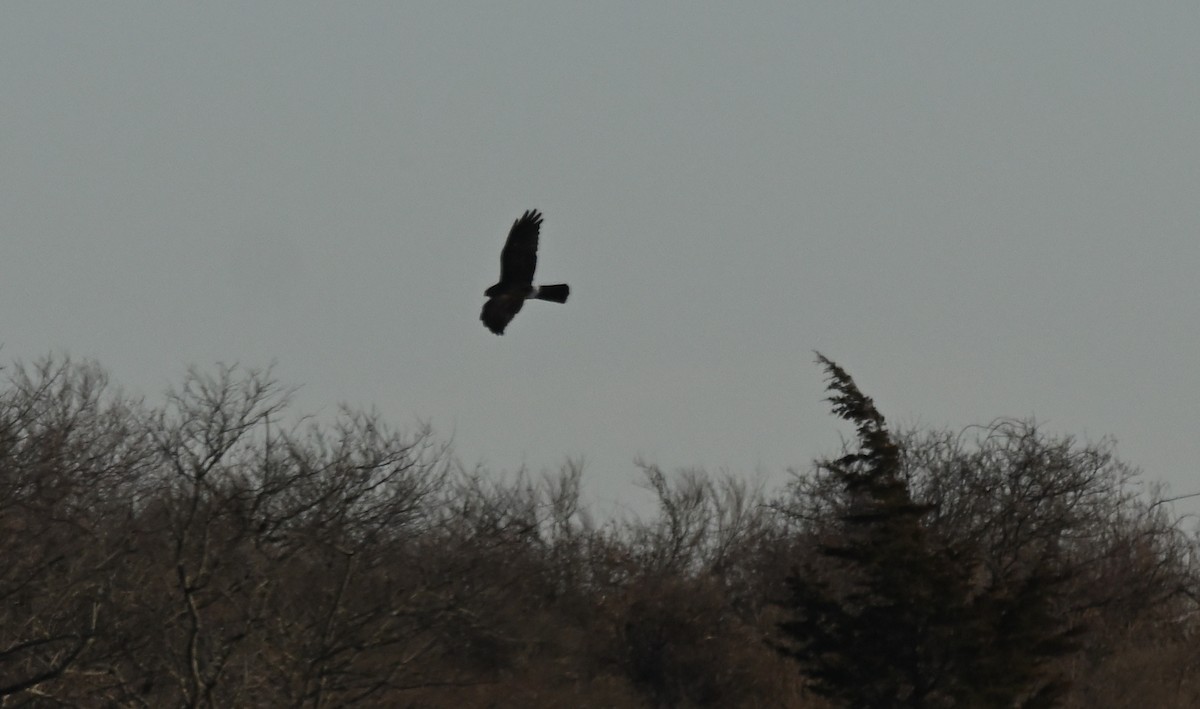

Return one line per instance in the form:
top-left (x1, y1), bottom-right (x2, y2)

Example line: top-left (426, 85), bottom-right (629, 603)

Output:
top-left (481, 210), bottom-right (569, 335)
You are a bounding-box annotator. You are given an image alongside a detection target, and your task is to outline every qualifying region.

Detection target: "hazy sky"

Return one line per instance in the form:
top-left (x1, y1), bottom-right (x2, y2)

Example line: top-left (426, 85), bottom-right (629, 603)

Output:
top-left (3, 4), bottom-right (1198, 515)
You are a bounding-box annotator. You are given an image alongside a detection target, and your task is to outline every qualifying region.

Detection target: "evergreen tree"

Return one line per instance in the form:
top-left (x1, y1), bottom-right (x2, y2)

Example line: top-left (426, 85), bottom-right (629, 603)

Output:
top-left (775, 355), bottom-right (1076, 708)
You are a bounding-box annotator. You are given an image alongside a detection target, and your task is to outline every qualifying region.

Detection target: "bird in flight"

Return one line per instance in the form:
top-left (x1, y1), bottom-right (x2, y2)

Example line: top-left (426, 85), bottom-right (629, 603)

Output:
top-left (481, 209), bottom-right (569, 335)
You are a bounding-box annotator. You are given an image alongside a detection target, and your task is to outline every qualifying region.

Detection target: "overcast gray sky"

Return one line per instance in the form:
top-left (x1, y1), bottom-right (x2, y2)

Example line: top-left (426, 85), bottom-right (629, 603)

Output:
top-left (3, 3), bottom-right (1198, 515)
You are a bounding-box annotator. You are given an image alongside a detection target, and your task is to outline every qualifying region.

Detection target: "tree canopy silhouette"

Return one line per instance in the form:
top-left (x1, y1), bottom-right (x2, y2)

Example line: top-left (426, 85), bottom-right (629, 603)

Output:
top-left (774, 354), bottom-right (1080, 708)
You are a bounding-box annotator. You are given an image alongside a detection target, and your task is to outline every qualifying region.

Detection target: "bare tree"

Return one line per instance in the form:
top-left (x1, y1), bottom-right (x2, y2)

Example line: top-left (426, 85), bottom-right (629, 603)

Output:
top-left (0, 358), bottom-right (151, 701)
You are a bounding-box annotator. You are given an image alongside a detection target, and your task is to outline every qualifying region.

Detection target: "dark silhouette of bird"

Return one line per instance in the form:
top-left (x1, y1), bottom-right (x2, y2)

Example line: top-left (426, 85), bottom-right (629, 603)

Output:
top-left (481, 210), bottom-right (569, 335)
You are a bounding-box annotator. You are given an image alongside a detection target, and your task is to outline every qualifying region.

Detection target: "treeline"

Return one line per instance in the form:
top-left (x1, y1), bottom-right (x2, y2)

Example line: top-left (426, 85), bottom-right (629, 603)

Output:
top-left (0, 356), bottom-right (1197, 707)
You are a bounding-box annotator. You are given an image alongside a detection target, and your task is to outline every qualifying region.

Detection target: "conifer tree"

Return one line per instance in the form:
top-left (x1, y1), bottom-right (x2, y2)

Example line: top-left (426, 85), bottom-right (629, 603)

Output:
top-left (775, 355), bottom-right (1076, 708)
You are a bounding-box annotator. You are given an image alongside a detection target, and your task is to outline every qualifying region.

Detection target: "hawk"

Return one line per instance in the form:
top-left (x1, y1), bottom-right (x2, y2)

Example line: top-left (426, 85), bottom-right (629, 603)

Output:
top-left (481, 210), bottom-right (569, 335)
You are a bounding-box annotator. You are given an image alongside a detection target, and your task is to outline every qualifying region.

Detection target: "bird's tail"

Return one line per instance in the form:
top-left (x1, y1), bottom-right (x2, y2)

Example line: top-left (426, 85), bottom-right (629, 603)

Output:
top-left (535, 284), bottom-right (570, 303)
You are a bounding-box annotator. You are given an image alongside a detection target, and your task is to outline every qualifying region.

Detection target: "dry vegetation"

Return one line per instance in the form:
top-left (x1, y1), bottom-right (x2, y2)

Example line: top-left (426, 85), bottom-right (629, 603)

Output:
top-left (0, 356), bottom-right (1196, 707)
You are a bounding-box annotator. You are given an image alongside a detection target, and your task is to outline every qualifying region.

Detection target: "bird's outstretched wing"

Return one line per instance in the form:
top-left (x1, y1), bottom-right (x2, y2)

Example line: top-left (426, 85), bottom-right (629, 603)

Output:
top-left (480, 292), bottom-right (525, 335)
top-left (498, 210), bottom-right (541, 286)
